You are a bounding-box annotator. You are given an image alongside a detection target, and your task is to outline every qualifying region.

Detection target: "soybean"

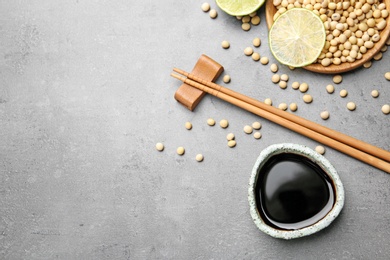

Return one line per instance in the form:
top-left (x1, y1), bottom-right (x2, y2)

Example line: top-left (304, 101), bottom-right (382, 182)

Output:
top-left (371, 90), bottom-right (379, 98)
top-left (279, 81), bottom-right (287, 89)
top-left (347, 102), bottom-right (356, 111)
top-left (272, 74), bottom-right (281, 83)
top-left (252, 52), bottom-right (260, 61)
top-left (264, 98), bottom-right (273, 105)
top-left (244, 47), bottom-right (254, 56)
top-left (253, 132), bottom-right (262, 139)
top-left (326, 84), bottom-right (335, 93)
top-left (228, 140), bottom-right (237, 147)
top-left (223, 74), bottom-right (231, 83)
top-left (221, 40), bottom-right (230, 49)
top-left (185, 122), bottom-right (192, 130)
top-left (280, 74), bottom-right (289, 81)
top-left (299, 83), bottom-right (309, 93)
top-left (201, 2), bottom-right (210, 12)
top-left (196, 154), bottom-right (204, 162)
top-left (209, 9), bottom-right (217, 19)
top-left (251, 16), bottom-right (261, 25)
top-left (207, 118), bottom-right (215, 126)
top-left (177, 146), bottom-right (185, 155)
top-left (270, 63), bottom-right (278, 73)
top-left (219, 119), bottom-right (229, 128)
top-left (291, 82), bottom-right (300, 90)
top-left (226, 133), bottom-right (235, 141)
top-left (382, 104), bottom-right (390, 114)
top-left (333, 75), bottom-right (343, 84)
top-left (242, 23), bottom-right (251, 31)
top-left (253, 37), bottom-right (261, 47)
top-left (303, 94), bottom-right (313, 103)
top-left (315, 145), bottom-right (326, 155)
top-left (289, 103), bottom-right (298, 112)
top-left (244, 125), bottom-right (253, 134)
top-left (260, 57), bottom-right (269, 65)
top-left (320, 111), bottom-right (330, 120)
top-left (278, 103), bottom-right (288, 110)
top-left (156, 142), bottom-right (164, 151)
top-left (340, 89), bottom-right (348, 97)
top-left (252, 122), bottom-right (262, 130)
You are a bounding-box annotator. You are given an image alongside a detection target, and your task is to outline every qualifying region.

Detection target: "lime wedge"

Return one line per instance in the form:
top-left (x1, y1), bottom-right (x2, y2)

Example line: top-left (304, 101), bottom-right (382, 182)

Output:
top-left (216, 0), bottom-right (265, 16)
top-left (269, 8), bottom-right (326, 67)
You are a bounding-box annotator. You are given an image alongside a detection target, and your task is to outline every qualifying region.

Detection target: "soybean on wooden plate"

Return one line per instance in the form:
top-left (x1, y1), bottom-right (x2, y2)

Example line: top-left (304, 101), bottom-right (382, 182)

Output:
top-left (265, 0), bottom-right (390, 74)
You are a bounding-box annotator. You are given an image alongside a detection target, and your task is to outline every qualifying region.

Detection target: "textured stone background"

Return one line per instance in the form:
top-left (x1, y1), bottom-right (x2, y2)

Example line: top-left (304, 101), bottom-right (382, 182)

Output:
top-left (1, 1), bottom-right (389, 259)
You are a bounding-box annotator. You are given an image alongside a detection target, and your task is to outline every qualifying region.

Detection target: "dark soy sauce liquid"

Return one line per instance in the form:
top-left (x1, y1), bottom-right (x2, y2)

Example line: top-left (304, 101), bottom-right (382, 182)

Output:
top-left (255, 153), bottom-right (335, 230)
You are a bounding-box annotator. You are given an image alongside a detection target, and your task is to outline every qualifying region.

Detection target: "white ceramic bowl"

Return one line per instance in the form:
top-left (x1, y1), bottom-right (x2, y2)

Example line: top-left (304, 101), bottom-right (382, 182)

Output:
top-left (248, 143), bottom-right (344, 239)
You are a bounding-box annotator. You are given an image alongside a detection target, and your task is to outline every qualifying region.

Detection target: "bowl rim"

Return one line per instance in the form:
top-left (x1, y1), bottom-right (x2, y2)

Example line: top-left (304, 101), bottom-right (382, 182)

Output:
top-left (248, 143), bottom-right (345, 239)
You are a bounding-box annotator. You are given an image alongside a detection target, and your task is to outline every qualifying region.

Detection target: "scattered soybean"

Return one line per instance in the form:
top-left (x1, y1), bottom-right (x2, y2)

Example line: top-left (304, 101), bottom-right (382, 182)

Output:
top-left (278, 103), bottom-right (288, 110)
top-left (253, 37), bottom-right (261, 47)
top-left (185, 122), bottom-right (192, 130)
top-left (196, 154), bottom-right (204, 162)
top-left (221, 40), bottom-right (230, 49)
top-left (315, 145), bottom-right (326, 155)
top-left (333, 75), bottom-right (343, 84)
top-left (382, 104), bottom-right (390, 114)
top-left (252, 122), bottom-right (262, 130)
top-left (340, 89), bottom-right (348, 98)
top-left (228, 140), bottom-right (237, 147)
top-left (201, 2), bottom-right (210, 12)
top-left (253, 132), bottom-right (262, 139)
top-left (303, 94), bottom-right (313, 103)
top-left (264, 98), bottom-right (273, 105)
top-left (209, 9), bottom-right (218, 18)
top-left (371, 90), bottom-right (379, 98)
top-left (156, 142), bottom-right (164, 151)
top-left (220, 119), bottom-right (229, 128)
top-left (320, 111), bottom-right (330, 120)
top-left (226, 133), bottom-right (235, 141)
top-left (177, 146), bottom-right (185, 155)
top-left (347, 102), bottom-right (356, 111)
top-left (244, 125), bottom-right (253, 134)
top-left (289, 103), bottom-right (298, 112)
top-left (244, 47), bottom-right (254, 56)
top-left (223, 74), bottom-right (231, 83)
top-left (299, 83), bottom-right (309, 93)
top-left (207, 118), bottom-right (216, 126)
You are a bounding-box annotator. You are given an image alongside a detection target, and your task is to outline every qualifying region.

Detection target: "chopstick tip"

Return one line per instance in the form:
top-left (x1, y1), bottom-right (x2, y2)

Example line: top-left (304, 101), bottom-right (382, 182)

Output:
top-left (170, 72), bottom-right (183, 81)
top-left (173, 67), bottom-right (187, 76)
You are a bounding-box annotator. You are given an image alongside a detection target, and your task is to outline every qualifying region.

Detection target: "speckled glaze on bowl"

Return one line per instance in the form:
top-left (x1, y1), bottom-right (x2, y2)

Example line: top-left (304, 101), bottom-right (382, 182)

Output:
top-left (248, 143), bottom-right (344, 240)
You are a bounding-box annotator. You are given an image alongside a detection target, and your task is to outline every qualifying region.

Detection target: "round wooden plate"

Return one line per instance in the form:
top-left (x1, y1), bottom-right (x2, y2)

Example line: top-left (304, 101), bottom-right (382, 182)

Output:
top-left (265, 0), bottom-right (390, 74)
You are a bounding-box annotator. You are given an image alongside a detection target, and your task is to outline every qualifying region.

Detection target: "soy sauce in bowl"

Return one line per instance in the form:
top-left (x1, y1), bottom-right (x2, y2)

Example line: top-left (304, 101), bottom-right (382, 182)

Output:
top-left (255, 153), bottom-right (335, 231)
top-left (248, 143), bottom-right (344, 239)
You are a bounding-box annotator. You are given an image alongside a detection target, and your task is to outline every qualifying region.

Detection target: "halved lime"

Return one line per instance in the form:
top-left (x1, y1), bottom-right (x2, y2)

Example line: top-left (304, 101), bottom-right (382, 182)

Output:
top-left (269, 8), bottom-right (326, 67)
top-left (216, 0), bottom-right (265, 16)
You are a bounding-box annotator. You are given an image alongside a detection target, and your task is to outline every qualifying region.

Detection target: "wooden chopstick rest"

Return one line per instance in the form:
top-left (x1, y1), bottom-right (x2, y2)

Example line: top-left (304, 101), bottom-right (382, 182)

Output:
top-left (174, 54), bottom-right (224, 111)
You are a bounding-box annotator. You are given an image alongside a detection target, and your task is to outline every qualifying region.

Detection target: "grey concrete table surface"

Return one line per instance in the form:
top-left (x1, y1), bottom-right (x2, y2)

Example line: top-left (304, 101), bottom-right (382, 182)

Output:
top-left (1, 1), bottom-right (389, 259)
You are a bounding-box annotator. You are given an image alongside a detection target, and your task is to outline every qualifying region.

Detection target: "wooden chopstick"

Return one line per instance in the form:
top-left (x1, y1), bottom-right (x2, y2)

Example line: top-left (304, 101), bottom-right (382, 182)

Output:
top-left (170, 71), bottom-right (390, 174)
top-left (173, 68), bottom-right (390, 163)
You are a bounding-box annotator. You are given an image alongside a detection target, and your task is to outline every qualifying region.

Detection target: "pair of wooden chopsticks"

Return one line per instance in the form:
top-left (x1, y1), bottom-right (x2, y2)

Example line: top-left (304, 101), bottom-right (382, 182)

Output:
top-left (171, 68), bottom-right (390, 174)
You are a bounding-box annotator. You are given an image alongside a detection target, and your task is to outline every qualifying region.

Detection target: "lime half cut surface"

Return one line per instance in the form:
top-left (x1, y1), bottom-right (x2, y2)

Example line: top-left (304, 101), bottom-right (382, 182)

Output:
top-left (269, 8), bottom-right (326, 68)
top-left (216, 0), bottom-right (265, 16)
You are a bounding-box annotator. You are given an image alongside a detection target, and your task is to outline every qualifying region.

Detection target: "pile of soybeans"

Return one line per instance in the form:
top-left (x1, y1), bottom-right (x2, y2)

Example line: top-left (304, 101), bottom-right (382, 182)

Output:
top-left (272, 0), bottom-right (389, 67)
